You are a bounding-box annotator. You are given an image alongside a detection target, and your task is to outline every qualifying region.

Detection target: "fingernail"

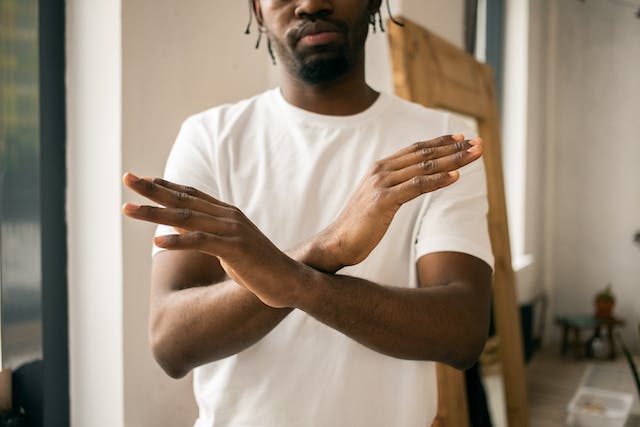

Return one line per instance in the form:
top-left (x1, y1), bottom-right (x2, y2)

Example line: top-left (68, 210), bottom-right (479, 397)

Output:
top-left (125, 172), bottom-right (140, 182)
top-left (467, 145), bottom-right (483, 154)
top-left (452, 134), bottom-right (464, 141)
top-left (153, 236), bottom-right (166, 246)
top-left (468, 138), bottom-right (482, 145)
top-left (122, 202), bottom-right (140, 212)
top-left (448, 170), bottom-right (460, 178)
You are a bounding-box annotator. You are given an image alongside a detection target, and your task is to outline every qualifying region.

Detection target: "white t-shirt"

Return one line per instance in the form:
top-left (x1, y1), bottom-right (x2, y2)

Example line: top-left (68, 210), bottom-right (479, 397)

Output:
top-left (154, 88), bottom-right (494, 427)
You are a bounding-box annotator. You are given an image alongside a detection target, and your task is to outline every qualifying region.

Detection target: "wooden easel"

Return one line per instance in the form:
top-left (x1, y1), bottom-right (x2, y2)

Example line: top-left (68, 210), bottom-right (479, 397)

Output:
top-left (388, 18), bottom-right (529, 427)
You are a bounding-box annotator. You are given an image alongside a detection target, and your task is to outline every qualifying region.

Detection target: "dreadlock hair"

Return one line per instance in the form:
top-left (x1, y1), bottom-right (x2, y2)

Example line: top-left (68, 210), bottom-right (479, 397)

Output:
top-left (369, 0), bottom-right (404, 33)
top-left (245, 0), bottom-right (403, 63)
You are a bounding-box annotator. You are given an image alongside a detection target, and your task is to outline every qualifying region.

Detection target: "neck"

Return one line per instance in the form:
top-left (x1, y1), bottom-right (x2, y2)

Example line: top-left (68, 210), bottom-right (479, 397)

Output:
top-left (278, 58), bottom-right (379, 116)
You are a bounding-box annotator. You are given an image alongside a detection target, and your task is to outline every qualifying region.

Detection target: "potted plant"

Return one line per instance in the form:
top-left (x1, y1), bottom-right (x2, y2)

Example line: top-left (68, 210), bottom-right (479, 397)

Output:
top-left (594, 284), bottom-right (615, 319)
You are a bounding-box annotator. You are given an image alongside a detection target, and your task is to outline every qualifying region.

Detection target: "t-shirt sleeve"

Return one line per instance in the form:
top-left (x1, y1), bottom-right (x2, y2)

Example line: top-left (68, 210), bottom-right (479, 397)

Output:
top-left (152, 115), bottom-right (218, 256)
top-left (414, 113), bottom-right (494, 269)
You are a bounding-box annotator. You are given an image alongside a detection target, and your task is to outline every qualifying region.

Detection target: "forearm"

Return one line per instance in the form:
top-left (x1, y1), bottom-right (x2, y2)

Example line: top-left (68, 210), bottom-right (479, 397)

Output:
top-left (293, 268), bottom-right (491, 370)
top-left (150, 279), bottom-right (291, 378)
top-left (150, 243), bottom-right (335, 378)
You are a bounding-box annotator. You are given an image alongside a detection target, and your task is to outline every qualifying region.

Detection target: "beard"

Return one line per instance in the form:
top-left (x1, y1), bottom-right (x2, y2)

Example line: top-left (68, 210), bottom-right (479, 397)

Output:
top-left (272, 12), bottom-right (370, 85)
top-left (297, 50), bottom-right (350, 84)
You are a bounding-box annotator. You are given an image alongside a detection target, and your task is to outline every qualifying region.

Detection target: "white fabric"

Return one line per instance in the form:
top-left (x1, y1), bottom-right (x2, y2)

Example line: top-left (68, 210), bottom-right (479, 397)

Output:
top-left (154, 88), bottom-right (494, 427)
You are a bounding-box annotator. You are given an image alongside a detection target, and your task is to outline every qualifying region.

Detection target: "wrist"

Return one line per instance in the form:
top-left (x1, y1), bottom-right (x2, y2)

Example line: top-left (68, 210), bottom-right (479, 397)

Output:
top-left (299, 231), bottom-right (345, 274)
top-left (286, 261), bottom-right (328, 311)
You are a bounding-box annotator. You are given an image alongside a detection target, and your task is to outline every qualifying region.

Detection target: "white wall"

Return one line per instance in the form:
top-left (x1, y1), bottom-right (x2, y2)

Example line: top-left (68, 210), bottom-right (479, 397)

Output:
top-left (524, 0), bottom-right (554, 336)
top-left (67, 1), bottom-right (469, 425)
top-left (544, 0), bottom-right (640, 350)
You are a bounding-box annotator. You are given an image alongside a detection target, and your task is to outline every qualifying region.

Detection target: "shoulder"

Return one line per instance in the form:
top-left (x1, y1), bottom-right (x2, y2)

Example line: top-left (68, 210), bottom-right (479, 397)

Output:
top-left (381, 93), bottom-right (474, 133)
top-left (379, 92), bottom-right (477, 140)
top-left (180, 89), bottom-right (276, 140)
top-left (382, 93), bottom-right (447, 123)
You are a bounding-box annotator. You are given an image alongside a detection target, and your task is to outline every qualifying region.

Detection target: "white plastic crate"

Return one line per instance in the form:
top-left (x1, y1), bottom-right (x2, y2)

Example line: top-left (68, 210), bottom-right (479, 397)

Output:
top-left (567, 386), bottom-right (633, 427)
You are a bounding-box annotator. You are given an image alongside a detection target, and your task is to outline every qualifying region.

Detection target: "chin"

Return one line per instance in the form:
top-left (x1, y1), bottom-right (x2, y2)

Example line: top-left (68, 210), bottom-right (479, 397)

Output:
top-left (298, 55), bottom-right (350, 84)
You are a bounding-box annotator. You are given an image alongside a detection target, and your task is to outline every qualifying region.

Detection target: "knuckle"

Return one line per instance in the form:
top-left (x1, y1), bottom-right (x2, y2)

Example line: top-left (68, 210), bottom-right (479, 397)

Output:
top-left (175, 191), bottom-right (190, 203)
top-left (229, 207), bottom-right (244, 220)
top-left (138, 205), bottom-right (153, 216)
top-left (454, 150), bottom-right (465, 163)
top-left (411, 175), bottom-right (425, 192)
top-left (141, 179), bottom-right (155, 192)
top-left (371, 160), bottom-right (386, 174)
top-left (177, 208), bottom-right (192, 220)
top-left (192, 231), bottom-right (208, 243)
top-left (421, 159), bottom-right (436, 172)
top-left (227, 220), bottom-right (242, 234)
top-left (454, 140), bottom-right (467, 151)
top-left (371, 170), bottom-right (389, 186)
top-left (162, 234), bottom-right (178, 245)
top-left (183, 186), bottom-right (197, 196)
top-left (430, 172), bottom-right (449, 186)
top-left (421, 146), bottom-right (436, 159)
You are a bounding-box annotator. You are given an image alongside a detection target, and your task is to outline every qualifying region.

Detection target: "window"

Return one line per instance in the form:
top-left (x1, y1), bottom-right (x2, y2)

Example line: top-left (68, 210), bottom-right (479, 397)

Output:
top-left (0, 0), bottom-right (68, 424)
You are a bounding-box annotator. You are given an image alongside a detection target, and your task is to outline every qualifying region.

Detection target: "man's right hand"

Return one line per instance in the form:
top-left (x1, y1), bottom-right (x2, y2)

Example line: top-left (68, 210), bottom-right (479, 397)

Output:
top-left (308, 134), bottom-right (483, 272)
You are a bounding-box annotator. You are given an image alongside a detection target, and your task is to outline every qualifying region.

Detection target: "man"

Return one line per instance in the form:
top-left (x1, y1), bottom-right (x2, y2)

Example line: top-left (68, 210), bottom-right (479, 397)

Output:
top-left (123, 0), bottom-right (493, 425)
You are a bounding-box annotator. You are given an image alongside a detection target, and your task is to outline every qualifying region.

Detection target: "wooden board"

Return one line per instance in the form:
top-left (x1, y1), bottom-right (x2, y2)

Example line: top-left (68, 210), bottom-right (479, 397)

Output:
top-left (388, 18), bottom-right (530, 427)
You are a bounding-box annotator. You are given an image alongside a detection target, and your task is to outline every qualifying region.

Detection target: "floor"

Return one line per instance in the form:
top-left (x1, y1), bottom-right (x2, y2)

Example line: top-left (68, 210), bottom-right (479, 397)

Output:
top-left (525, 349), bottom-right (640, 426)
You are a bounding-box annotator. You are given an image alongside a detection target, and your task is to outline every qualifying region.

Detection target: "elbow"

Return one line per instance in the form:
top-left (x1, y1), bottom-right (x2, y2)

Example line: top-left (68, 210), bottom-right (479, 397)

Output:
top-left (150, 333), bottom-right (190, 379)
top-left (450, 340), bottom-right (486, 371)
top-left (149, 317), bottom-right (191, 379)
top-left (446, 330), bottom-right (489, 371)
top-left (449, 290), bottom-right (491, 370)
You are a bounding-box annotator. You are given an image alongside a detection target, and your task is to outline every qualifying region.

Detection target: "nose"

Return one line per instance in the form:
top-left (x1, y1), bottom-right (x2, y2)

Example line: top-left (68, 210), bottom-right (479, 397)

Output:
top-left (294, 0), bottom-right (334, 20)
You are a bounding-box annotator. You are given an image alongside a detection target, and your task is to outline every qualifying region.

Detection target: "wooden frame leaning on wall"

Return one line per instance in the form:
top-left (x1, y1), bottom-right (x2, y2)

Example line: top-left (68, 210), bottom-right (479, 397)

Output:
top-left (388, 17), bottom-right (530, 427)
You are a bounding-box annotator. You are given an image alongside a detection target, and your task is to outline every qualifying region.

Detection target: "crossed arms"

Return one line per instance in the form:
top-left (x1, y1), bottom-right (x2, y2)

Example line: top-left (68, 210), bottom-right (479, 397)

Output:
top-left (123, 134), bottom-right (492, 379)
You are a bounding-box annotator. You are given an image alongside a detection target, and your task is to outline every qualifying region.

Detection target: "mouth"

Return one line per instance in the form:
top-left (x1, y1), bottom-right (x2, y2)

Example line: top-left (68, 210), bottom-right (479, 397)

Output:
top-left (294, 21), bottom-right (345, 47)
top-left (300, 31), bottom-right (340, 46)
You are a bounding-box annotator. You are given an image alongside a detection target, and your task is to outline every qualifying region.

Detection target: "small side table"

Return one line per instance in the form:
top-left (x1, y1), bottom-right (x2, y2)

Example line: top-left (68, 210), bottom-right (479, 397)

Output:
top-left (555, 315), bottom-right (626, 359)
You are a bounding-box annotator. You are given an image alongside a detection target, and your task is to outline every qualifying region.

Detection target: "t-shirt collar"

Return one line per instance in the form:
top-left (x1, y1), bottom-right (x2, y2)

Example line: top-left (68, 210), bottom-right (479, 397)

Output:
top-left (270, 87), bottom-right (389, 128)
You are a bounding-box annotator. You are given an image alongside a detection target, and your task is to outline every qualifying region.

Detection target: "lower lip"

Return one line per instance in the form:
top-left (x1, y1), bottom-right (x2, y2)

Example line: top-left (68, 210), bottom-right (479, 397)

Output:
top-left (300, 32), bottom-right (340, 46)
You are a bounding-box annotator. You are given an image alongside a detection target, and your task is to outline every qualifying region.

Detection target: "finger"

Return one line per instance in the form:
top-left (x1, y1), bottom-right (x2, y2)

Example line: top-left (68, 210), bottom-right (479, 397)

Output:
top-left (383, 138), bottom-right (481, 172)
top-left (150, 176), bottom-right (233, 208)
top-left (380, 134), bottom-right (465, 162)
top-left (122, 203), bottom-right (236, 235)
top-left (123, 173), bottom-right (233, 216)
top-left (391, 171), bottom-right (460, 205)
top-left (383, 142), bottom-right (483, 186)
top-left (153, 232), bottom-right (232, 257)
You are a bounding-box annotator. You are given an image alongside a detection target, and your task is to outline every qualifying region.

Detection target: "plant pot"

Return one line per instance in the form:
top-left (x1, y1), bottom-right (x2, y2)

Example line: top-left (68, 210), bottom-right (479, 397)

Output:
top-left (595, 299), bottom-right (615, 319)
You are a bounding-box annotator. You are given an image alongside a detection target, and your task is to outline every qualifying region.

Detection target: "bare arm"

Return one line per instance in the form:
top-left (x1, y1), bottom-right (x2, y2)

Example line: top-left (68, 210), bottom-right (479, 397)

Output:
top-left (124, 135), bottom-right (484, 377)
top-left (148, 241), bottom-right (339, 379)
top-left (151, 228), bottom-right (491, 373)
top-left (149, 251), bottom-right (286, 379)
top-left (291, 252), bottom-right (492, 369)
